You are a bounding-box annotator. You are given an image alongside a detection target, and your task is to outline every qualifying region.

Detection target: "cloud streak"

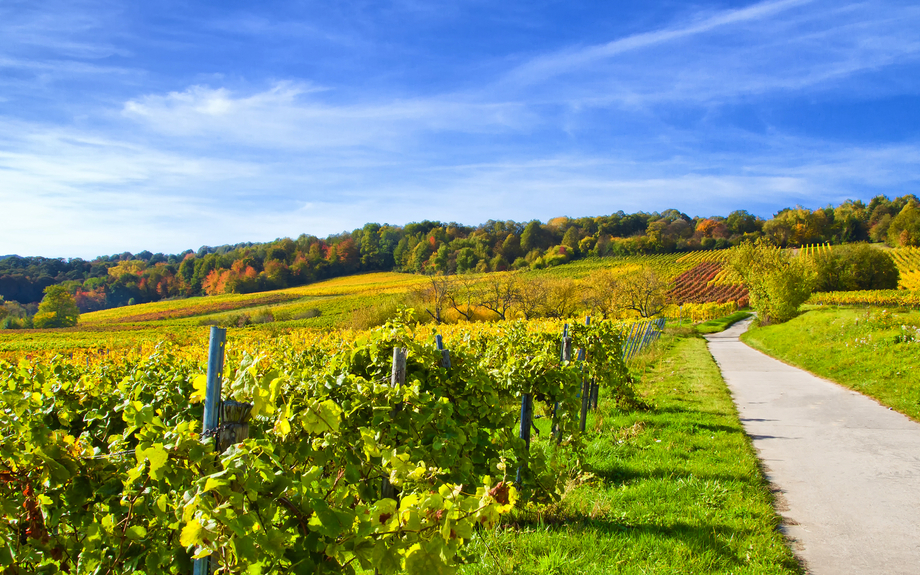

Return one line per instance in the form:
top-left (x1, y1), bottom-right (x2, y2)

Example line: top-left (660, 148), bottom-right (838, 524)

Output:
top-left (499, 0), bottom-right (920, 107)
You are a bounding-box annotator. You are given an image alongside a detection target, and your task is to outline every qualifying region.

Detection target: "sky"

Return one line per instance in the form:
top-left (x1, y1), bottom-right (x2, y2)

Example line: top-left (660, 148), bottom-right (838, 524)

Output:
top-left (1, 0), bottom-right (919, 259)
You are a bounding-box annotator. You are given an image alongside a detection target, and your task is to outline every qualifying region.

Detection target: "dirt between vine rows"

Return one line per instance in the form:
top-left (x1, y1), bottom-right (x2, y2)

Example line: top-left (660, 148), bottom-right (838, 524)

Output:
top-left (705, 319), bottom-right (920, 575)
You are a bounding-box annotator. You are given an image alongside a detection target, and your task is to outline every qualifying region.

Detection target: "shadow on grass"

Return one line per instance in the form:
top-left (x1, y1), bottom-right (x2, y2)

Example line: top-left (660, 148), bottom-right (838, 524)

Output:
top-left (590, 465), bottom-right (754, 485)
top-left (498, 515), bottom-right (784, 571)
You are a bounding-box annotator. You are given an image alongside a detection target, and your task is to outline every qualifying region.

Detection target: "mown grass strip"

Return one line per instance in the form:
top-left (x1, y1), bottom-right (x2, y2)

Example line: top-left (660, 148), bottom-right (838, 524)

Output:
top-left (742, 306), bottom-right (920, 421)
top-left (695, 311), bottom-right (753, 334)
top-left (458, 334), bottom-right (801, 575)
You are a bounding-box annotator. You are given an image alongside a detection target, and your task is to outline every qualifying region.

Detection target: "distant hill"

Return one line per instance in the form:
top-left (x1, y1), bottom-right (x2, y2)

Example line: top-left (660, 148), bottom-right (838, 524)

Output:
top-left (1, 195), bottom-right (918, 313)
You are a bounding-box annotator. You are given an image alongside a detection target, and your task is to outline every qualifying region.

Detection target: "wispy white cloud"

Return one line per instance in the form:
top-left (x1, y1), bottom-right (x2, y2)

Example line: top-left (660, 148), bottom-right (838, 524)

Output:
top-left (2, 109), bottom-right (918, 257)
top-left (0, 1), bottom-right (125, 59)
top-left (506, 0), bottom-right (813, 86)
top-left (499, 0), bottom-right (920, 107)
top-left (121, 82), bottom-right (535, 150)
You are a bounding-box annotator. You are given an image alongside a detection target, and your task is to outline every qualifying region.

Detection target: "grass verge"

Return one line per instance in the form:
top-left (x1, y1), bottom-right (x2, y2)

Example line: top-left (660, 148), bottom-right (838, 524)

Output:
top-left (742, 306), bottom-right (920, 421)
top-left (458, 334), bottom-right (801, 575)
top-left (695, 311), bottom-right (753, 334)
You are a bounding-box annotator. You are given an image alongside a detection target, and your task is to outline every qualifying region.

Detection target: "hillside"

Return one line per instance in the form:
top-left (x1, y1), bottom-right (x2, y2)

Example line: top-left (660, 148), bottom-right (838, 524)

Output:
top-left (2, 195), bottom-right (918, 321)
top-left (0, 251), bottom-right (746, 356)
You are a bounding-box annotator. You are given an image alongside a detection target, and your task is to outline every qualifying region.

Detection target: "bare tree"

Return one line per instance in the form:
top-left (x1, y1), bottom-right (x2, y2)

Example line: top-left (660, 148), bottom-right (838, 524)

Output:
top-left (516, 276), bottom-right (548, 319)
top-left (446, 273), bottom-right (479, 322)
top-left (476, 273), bottom-right (520, 320)
top-left (580, 269), bottom-right (621, 319)
top-left (619, 266), bottom-right (668, 318)
top-left (412, 275), bottom-right (453, 324)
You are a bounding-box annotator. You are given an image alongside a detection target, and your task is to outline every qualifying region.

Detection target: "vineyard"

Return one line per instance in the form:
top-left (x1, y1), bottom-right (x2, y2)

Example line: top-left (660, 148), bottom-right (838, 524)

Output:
top-left (79, 272), bottom-right (429, 329)
top-left (665, 251), bottom-right (749, 307)
top-left (0, 315), bottom-right (662, 574)
top-left (79, 292), bottom-right (303, 326)
top-left (809, 289), bottom-right (920, 308)
top-left (890, 247), bottom-right (920, 290)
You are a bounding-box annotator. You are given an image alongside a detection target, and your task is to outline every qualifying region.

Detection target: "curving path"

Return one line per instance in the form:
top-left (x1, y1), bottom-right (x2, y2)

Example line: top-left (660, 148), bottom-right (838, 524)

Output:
top-left (705, 319), bottom-right (920, 575)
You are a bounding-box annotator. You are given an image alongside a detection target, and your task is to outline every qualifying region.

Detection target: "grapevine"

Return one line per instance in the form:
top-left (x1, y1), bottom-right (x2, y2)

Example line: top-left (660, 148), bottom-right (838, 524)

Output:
top-left (1, 314), bottom-right (643, 574)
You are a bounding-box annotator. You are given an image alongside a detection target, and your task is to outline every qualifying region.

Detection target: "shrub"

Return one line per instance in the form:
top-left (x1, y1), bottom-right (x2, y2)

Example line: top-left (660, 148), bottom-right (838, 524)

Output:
top-left (290, 308), bottom-right (322, 320)
top-left (33, 285), bottom-right (80, 328)
top-left (811, 243), bottom-right (899, 292)
top-left (728, 239), bottom-right (814, 324)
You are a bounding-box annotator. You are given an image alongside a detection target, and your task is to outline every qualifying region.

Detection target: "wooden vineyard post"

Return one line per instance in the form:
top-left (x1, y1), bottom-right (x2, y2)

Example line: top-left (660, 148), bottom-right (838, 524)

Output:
top-left (194, 326), bottom-right (226, 575)
top-left (629, 321), bottom-right (645, 361)
top-left (579, 316), bottom-right (590, 433)
top-left (632, 320), bottom-right (651, 357)
top-left (381, 348), bottom-right (407, 501)
top-left (515, 392), bottom-right (533, 485)
top-left (376, 348), bottom-right (407, 575)
top-left (552, 324), bottom-right (572, 443)
top-left (435, 334), bottom-right (451, 369)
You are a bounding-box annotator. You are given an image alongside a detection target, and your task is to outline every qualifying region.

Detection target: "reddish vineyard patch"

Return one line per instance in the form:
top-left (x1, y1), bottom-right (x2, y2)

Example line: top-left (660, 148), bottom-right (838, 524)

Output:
top-left (90, 293), bottom-right (302, 324)
top-left (669, 262), bottom-right (749, 306)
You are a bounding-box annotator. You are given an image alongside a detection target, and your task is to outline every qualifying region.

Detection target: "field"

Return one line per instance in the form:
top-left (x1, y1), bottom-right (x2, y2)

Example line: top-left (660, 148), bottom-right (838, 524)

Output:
top-left (742, 306), bottom-right (920, 421)
top-left (534, 251), bottom-right (747, 305)
top-left (1, 252), bottom-right (749, 357)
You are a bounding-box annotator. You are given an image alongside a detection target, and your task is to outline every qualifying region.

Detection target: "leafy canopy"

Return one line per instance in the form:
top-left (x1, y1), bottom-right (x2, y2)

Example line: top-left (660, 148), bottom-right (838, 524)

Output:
top-left (728, 239), bottom-right (814, 325)
top-left (33, 285), bottom-right (80, 328)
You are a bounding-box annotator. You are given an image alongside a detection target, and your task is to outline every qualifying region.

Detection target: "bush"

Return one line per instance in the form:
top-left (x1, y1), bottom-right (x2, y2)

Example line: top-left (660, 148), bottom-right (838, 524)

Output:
top-left (728, 239), bottom-right (815, 324)
top-left (811, 243), bottom-right (899, 292)
top-left (290, 308), bottom-right (322, 320)
top-left (33, 285), bottom-right (80, 328)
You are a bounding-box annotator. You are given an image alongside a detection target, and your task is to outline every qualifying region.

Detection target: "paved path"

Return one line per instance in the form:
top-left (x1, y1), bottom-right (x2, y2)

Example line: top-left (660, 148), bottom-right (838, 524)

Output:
top-left (705, 319), bottom-right (920, 575)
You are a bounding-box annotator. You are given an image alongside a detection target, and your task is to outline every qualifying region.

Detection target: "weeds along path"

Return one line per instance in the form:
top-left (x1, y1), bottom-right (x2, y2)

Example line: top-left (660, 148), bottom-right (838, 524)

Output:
top-left (706, 319), bottom-right (920, 575)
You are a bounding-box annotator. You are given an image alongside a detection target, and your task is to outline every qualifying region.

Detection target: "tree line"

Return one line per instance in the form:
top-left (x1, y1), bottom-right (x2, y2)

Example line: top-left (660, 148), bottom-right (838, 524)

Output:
top-left (2, 195), bottom-right (919, 320)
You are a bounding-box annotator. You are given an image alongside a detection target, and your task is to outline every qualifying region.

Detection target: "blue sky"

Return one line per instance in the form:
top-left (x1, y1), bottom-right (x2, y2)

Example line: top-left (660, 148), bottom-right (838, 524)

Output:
top-left (1, 0), bottom-right (919, 258)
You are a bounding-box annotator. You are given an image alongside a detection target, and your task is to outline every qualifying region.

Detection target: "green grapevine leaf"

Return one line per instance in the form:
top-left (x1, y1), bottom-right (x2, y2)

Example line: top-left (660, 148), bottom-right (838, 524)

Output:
top-left (180, 519), bottom-right (205, 547)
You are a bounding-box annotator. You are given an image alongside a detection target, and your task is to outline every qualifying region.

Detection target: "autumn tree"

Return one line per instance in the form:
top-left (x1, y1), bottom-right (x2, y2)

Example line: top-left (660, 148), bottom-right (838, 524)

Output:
top-left (33, 285), bottom-right (80, 328)
top-left (617, 267), bottom-right (668, 318)
top-left (728, 239), bottom-right (815, 324)
top-left (445, 274), bottom-right (478, 321)
top-left (516, 277), bottom-right (548, 319)
top-left (538, 278), bottom-right (579, 319)
top-left (413, 275), bottom-right (452, 324)
top-left (887, 200), bottom-right (920, 247)
top-left (581, 269), bottom-right (621, 319)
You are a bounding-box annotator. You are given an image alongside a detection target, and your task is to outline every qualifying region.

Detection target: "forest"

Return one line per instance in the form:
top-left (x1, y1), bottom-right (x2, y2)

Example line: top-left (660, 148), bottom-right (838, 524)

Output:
top-left (2, 195), bottom-right (919, 316)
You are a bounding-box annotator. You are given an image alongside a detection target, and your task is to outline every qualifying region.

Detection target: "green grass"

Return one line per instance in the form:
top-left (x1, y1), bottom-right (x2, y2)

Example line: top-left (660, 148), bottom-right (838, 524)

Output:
top-left (695, 311), bottom-right (753, 334)
top-left (742, 306), bottom-right (920, 421)
top-left (455, 334), bottom-right (801, 575)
